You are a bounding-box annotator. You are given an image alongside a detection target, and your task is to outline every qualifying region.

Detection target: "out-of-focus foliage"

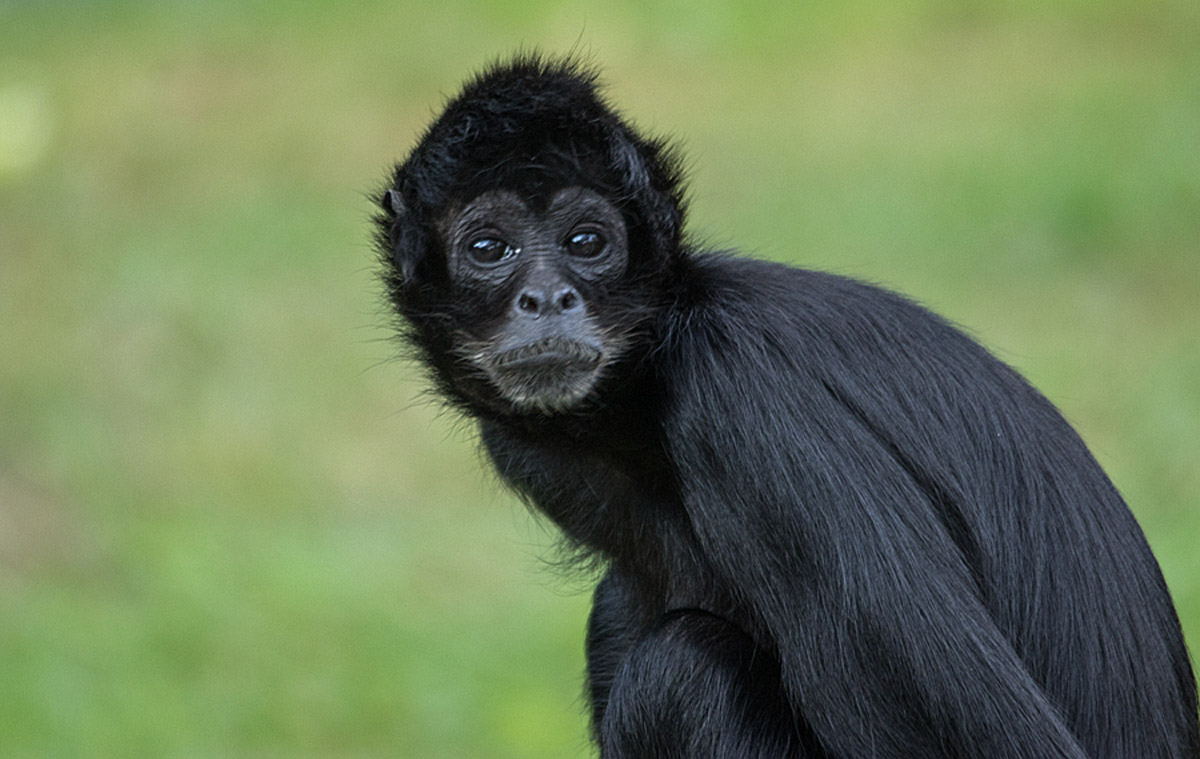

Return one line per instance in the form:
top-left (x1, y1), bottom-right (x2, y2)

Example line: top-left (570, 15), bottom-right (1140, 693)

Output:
top-left (1, 0), bottom-right (1196, 755)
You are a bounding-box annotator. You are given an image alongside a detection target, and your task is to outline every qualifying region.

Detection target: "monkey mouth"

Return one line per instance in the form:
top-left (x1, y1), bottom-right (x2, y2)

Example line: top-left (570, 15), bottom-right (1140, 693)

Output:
top-left (491, 336), bottom-right (603, 371)
top-left (485, 337), bottom-right (604, 412)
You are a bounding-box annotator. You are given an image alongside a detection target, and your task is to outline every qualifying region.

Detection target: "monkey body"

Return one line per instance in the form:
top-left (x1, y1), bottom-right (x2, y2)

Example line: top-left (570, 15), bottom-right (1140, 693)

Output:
top-left (377, 56), bottom-right (1199, 758)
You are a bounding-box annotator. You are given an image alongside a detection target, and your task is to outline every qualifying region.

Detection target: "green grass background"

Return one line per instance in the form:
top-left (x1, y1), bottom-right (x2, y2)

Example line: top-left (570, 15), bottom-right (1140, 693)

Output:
top-left (1, 0), bottom-right (1197, 755)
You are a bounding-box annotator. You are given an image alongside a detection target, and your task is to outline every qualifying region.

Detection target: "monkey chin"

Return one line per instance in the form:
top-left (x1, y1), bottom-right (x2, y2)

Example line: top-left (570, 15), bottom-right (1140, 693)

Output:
top-left (485, 338), bottom-right (604, 414)
top-left (488, 364), bottom-right (602, 414)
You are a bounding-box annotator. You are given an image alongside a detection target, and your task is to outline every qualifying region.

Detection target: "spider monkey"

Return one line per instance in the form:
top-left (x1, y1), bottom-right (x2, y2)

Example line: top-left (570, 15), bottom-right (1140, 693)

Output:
top-left (375, 55), bottom-right (1199, 758)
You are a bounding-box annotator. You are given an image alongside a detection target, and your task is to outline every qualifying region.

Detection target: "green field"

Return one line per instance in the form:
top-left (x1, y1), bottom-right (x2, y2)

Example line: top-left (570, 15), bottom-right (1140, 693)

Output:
top-left (2, 1), bottom-right (1198, 755)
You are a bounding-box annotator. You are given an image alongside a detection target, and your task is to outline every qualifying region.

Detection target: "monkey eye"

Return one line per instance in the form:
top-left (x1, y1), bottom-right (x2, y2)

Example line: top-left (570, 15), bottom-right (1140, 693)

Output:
top-left (564, 230), bottom-right (605, 259)
top-left (467, 237), bottom-right (515, 265)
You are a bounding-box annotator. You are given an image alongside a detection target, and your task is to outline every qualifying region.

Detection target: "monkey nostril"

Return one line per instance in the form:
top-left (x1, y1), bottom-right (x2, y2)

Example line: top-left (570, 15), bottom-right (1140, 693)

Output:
top-left (516, 291), bottom-right (542, 315)
top-left (557, 288), bottom-right (580, 312)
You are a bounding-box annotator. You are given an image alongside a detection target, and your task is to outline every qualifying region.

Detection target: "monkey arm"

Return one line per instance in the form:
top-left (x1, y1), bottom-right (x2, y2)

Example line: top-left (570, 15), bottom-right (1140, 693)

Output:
top-left (587, 570), bottom-right (805, 759)
top-left (659, 274), bottom-right (1090, 758)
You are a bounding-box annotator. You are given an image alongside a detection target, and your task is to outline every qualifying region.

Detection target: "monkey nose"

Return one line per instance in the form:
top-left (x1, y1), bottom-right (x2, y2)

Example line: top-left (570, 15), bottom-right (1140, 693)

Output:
top-left (515, 286), bottom-right (582, 317)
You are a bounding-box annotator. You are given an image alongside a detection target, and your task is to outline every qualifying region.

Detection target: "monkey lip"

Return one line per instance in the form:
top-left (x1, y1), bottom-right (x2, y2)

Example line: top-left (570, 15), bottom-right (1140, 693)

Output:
top-left (492, 337), bottom-right (603, 370)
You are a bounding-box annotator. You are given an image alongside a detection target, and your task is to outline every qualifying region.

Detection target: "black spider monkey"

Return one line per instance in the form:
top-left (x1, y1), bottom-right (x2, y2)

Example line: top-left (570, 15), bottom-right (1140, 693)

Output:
top-left (375, 55), bottom-right (1199, 758)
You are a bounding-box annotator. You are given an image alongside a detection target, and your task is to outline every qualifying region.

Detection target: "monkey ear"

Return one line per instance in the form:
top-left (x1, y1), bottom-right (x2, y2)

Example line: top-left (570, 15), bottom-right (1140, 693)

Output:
top-left (610, 135), bottom-right (683, 255)
top-left (378, 187), bottom-right (426, 285)
top-left (383, 189), bottom-right (404, 215)
top-left (610, 138), bottom-right (652, 195)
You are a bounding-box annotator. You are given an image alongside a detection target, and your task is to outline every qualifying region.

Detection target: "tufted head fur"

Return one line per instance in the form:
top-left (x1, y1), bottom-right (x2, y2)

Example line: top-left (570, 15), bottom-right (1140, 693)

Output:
top-left (375, 54), bottom-right (688, 297)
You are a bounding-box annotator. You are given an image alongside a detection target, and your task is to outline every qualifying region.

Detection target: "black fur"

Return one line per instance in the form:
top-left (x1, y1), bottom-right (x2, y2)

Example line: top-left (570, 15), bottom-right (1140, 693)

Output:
top-left (377, 54), bottom-right (1199, 757)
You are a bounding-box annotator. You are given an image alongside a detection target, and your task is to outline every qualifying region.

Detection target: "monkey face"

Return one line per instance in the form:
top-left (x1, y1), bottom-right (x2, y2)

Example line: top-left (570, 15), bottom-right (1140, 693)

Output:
top-left (435, 186), bottom-right (633, 413)
top-left (377, 57), bottom-right (687, 419)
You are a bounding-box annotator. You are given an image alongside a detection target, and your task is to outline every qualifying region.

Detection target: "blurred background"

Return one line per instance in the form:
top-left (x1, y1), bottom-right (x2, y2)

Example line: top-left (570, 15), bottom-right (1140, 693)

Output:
top-left (1, 0), bottom-right (1197, 755)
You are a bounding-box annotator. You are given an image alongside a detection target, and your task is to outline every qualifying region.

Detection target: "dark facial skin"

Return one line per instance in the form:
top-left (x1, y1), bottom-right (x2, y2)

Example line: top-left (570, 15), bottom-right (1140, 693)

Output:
top-left (437, 186), bottom-right (630, 413)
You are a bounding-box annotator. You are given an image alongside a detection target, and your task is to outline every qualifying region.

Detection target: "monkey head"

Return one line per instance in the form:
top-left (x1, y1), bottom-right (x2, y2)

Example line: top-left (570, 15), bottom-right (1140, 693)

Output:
top-left (376, 55), bottom-right (688, 416)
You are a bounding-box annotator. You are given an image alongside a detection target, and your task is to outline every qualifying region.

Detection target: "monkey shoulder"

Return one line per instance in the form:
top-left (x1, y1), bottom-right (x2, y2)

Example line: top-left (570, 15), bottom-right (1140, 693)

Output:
top-left (654, 253), bottom-right (1062, 495)
top-left (662, 253), bottom-right (1004, 395)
